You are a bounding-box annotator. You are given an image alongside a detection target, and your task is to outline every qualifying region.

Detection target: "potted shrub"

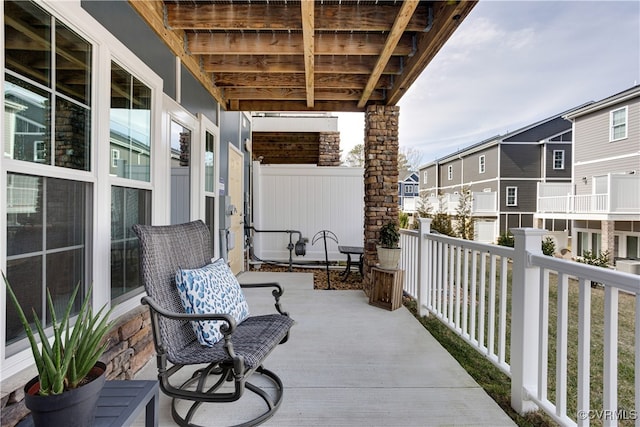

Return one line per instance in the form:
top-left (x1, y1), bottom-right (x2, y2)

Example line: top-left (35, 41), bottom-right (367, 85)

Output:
top-left (377, 220), bottom-right (401, 269)
top-left (3, 272), bottom-right (113, 427)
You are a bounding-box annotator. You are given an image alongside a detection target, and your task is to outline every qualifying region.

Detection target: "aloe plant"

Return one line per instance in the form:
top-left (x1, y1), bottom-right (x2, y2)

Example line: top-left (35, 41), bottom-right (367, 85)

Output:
top-left (3, 272), bottom-right (113, 395)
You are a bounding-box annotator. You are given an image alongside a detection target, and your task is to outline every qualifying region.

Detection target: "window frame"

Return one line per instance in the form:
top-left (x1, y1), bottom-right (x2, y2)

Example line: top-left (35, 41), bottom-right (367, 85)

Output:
top-left (609, 106), bottom-right (628, 142)
top-left (552, 150), bottom-right (565, 170)
top-left (478, 155), bottom-right (486, 174)
top-left (3, 1), bottom-right (95, 356)
top-left (506, 186), bottom-right (518, 207)
top-left (423, 171), bottom-right (428, 185)
top-left (447, 165), bottom-right (453, 181)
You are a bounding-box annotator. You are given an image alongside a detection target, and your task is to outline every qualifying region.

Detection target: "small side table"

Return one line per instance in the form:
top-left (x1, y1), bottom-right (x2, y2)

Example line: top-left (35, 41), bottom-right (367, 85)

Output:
top-left (338, 245), bottom-right (364, 279)
top-left (94, 380), bottom-right (159, 427)
top-left (17, 380), bottom-right (159, 427)
top-left (369, 267), bottom-right (404, 311)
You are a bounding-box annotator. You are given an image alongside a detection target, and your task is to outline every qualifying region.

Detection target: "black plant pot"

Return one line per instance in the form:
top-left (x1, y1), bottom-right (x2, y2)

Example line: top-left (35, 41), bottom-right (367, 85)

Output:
top-left (24, 361), bottom-right (106, 427)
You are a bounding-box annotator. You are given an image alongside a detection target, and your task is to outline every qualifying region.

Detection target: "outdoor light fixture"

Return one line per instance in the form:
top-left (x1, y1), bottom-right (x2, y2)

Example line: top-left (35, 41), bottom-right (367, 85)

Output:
top-left (582, 176), bottom-right (588, 184)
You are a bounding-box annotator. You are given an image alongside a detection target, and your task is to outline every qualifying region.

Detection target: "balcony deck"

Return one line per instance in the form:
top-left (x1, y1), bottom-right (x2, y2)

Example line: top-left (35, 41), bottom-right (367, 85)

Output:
top-left (133, 271), bottom-right (514, 426)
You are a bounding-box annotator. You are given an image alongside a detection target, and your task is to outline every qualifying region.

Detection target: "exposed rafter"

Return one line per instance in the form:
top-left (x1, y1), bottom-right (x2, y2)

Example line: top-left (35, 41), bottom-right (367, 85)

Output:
top-left (358, 0), bottom-right (420, 108)
top-left (301, 1), bottom-right (315, 108)
top-left (126, 0), bottom-right (477, 112)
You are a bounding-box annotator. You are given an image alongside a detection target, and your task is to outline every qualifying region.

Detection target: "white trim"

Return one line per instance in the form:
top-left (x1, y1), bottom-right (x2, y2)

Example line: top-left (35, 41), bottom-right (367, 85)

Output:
top-left (506, 186), bottom-right (518, 206)
top-left (609, 106), bottom-right (628, 142)
top-left (553, 149), bottom-right (565, 170)
top-left (199, 113), bottom-right (221, 259)
top-left (574, 151), bottom-right (640, 166)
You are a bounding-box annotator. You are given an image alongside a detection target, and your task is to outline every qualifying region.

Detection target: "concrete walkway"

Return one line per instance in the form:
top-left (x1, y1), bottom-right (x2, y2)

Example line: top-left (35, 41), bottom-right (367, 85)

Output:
top-left (134, 272), bottom-right (515, 426)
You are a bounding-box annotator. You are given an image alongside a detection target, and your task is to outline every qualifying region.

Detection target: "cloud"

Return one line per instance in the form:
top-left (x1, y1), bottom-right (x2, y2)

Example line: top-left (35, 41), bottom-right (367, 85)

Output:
top-left (337, 1), bottom-right (639, 163)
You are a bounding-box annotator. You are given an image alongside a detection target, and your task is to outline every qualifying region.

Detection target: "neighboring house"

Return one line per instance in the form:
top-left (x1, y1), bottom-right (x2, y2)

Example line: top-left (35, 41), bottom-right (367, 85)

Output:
top-left (419, 109), bottom-right (577, 243)
top-left (399, 171), bottom-right (419, 213)
top-left (536, 85), bottom-right (640, 262)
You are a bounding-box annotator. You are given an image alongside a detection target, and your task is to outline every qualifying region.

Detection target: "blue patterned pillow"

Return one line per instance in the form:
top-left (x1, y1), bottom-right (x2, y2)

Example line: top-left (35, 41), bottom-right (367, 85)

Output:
top-left (175, 258), bottom-right (250, 347)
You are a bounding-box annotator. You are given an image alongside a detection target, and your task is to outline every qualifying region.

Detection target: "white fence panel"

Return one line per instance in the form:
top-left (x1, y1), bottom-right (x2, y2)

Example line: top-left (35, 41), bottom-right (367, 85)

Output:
top-left (253, 164), bottom-right (364, 262)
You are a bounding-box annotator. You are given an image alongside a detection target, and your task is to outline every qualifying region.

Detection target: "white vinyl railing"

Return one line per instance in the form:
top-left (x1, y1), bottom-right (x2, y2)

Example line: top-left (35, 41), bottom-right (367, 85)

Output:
top-left (399, 219), bottom-right (640, 426)
top-left (537, 175), bottom-right (640, 214)
top-left (472, 191), bottom-right (497, 214)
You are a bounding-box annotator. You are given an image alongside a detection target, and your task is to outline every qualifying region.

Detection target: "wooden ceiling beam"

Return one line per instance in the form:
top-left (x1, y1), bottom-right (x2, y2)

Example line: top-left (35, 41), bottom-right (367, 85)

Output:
top-left (204, 55), bottom-right (403, 75)
top-left (237, 99), bottom-right (362, 112)
top-left (128, 0), bottom-right (226, 108)
top-left (358, 0), bottom-right (419, 109)
top-left (387, 1), bottom-right (477, 105)
top-left (301, 1), bottom-right (315, 108)
top-left (225, 87), bottom-right (384, 101)
top-left (214, 73), bottom-right (392, 89)
top-left (166, 3), bottom-right (430, 32)
top-left (187, 32), bottom-right (414, 56)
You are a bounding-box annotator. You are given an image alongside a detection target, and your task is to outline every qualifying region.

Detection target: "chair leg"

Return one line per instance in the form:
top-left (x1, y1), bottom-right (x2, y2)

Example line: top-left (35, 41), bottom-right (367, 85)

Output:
top-left (169, 365), bottom-right (284, 427)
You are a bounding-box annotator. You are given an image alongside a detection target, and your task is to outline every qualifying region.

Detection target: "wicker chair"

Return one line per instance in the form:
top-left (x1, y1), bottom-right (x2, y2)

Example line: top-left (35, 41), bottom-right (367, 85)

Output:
top-left (133, 220), bottom-right (294, 427)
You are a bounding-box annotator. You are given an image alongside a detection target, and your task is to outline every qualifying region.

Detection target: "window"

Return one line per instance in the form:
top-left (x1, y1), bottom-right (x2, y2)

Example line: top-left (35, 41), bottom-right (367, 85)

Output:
top-left (447, 165), bottom-right (453, 180)
top-left (479, 155), bottom-right (486, 173)
top-left (110, 62), bottom-right (153, 301)
top-left (204, 131), bottom-right (216, 192)
top-left (610, 106), bottom-right (628, 141)
top-left (553, 150), bottom-right (565, 170)
top-left (627, 236), bottom-right (639, 259)
top-left (4, 0), bottom-right (91, 170)
top-left (6, 174), bottom-right (91, 348)
top-left (111, 187), bottom-right (151, 302)
top-left (110, 62), bottom-right (152, 181)
top-left (423, 171), bottom-right (428, 184)
top-left (506, 186), bottom-right (518, 206)
top-left (111, 149), bottom-right (120, 168)
top-left (5, 1), bottom-right (93, 350)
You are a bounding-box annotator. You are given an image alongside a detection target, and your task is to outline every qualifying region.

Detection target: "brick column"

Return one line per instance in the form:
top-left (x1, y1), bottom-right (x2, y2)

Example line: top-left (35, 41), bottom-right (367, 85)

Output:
top-left (363, 105), bottom-right (399, 293)
top-left (601, 220), bottom-right (615, 263)
top-left (318, 131), bottom-right (341, 166)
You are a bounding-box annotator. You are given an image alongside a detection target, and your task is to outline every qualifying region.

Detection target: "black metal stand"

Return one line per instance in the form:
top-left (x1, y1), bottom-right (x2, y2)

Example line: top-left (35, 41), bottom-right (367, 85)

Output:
top-left (311, 230), bottom-right (338, 289)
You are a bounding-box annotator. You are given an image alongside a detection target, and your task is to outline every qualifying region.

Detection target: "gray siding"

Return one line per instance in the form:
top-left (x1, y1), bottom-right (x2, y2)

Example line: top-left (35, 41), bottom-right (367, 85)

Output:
top-left (573, 95), bottom-right (640, 164)
top-left (82, 1), bottom-right (177, 99)
top-left (500, 180), bottom-right (538, 212)
top-left (500, 144), bottom-right (541, 178)
top-left (574, 157), bottom-right (640, 195)
top-left (438, 158), bottom-right (463, 189)
top-left (462, 145), bottom-right (499, 183)
top-left (545, 143), bottom-right (572, 180)
top-left (181, 64), bottom-right (218, 125)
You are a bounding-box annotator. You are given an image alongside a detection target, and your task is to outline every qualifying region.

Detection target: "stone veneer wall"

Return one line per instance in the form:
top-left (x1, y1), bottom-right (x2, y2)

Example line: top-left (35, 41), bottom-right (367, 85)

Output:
top-left (0, 306), bottom-right (155, 427)
top-left (318, 131), bottom-right (341, 166)
top-left (363, 105), bottom-right (400, 293)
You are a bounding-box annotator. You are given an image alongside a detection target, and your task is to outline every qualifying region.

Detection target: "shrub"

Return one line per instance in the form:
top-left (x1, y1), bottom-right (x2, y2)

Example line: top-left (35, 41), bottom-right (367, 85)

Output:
top-left (542, 236), bottom-right (556, 256)
top-left (497, 232), bottom-right (514, 247)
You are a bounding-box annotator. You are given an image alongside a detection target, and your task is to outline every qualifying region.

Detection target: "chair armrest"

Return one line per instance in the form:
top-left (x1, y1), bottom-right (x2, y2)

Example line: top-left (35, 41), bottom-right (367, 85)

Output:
top-left (141, 295), bottom-right (237, 334)
top-left (238, 282), bottom-right (288, 316)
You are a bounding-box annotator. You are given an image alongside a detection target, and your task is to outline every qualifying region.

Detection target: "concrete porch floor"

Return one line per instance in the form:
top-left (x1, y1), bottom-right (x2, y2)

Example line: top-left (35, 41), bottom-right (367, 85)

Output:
top-left (133, 271), bottom-right (515, 426)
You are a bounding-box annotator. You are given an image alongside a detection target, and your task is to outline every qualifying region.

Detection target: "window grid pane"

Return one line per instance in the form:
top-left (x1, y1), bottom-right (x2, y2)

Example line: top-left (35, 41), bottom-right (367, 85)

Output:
top-left (6, 174), bottom-right (89, 347)
top-left (111, 186), bottom-right (151, 302)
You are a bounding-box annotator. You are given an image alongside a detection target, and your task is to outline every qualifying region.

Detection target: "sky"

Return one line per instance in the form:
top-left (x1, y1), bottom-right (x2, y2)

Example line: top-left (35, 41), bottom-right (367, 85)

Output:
top-left (337, 0), bottom-right (640, 167)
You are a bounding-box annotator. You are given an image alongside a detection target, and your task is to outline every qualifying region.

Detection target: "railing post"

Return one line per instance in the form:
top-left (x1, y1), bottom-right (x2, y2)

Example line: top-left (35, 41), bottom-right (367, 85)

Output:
top-left (418, 218), bottom-right (432, 317)
top-left (510, 228), bottom-right (545, 414)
